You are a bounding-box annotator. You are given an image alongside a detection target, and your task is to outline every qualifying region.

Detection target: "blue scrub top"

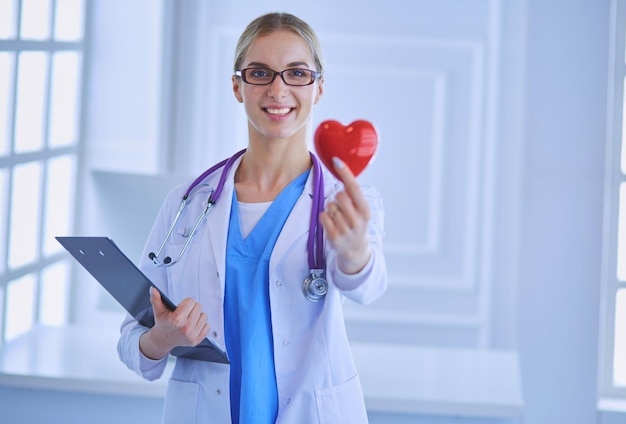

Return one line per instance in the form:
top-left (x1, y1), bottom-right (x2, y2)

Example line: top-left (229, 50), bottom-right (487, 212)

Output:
top-left (224, 170), bottom-right (309, 424)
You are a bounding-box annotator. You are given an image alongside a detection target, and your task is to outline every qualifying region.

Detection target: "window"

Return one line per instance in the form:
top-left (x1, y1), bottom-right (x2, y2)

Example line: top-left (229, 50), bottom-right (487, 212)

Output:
top-left (0, 0), bottom-right (85, 345)
top-left (600, 0), bottom-right (626, 406)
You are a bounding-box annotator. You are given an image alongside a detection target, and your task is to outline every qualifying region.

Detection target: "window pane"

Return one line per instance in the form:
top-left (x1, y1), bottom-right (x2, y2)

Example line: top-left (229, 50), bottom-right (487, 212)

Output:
top-left (0, 52), bottom-right (14, 157)
top-left (40, 261), bottom-right (69, 326)
top-left (48, 52), bottom-right (81, 148)
top-left (0, 168), bottom-right (7, 274)
top-left (5, 274), bottom-right (36, 341)
top-left (43, 155), bottom-right (76, 255)
top-left (14, 52), bottom-right (48, 153)
top-left (0, 286), bottom-right (4, 345)
top-left (622, 77), bottom-right (626, 175)
top-left (0, 0), bottom-right (18, 39)
top-left (615, 289), bottom-right (626, 386)
top-left (20, 0), bottom-right (51, 40)
top-left (54, 0), bottom-right (84, 41)
top-left (618, 183), bottom-right (626, 281)
top-left (8, 161), bottom-right (42, 269)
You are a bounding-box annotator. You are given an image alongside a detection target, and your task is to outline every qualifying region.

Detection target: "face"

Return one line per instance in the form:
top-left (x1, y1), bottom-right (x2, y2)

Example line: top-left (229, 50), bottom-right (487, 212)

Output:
top-left (232, 30), bottom-right (323, 143)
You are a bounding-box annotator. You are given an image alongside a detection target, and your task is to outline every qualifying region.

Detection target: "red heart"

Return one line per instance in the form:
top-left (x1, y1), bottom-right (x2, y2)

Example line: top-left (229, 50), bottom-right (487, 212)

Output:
top-left (314, 120), bottom-right (378, 179)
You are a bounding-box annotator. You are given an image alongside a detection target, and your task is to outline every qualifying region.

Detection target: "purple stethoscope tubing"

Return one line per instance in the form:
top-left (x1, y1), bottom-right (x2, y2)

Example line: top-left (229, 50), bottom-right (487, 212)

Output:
top-left (148, 149), bottom-right (247, 267)
top-left (148, 149), bottom-right (327, 300)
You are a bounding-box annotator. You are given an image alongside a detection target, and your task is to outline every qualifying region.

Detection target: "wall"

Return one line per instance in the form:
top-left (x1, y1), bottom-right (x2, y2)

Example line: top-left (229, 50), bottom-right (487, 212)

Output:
top-left (518, 0), bottom-right (611, 423)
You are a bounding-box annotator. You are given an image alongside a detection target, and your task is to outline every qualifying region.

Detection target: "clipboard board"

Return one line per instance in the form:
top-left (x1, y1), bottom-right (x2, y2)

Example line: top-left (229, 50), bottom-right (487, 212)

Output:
top-left (56, 236), bottom-right (229, 364)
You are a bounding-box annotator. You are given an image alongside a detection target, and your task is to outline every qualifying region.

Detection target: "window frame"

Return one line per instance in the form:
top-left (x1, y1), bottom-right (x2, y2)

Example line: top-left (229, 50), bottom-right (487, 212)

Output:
top-left (599, 0), bottom-right (626, 404)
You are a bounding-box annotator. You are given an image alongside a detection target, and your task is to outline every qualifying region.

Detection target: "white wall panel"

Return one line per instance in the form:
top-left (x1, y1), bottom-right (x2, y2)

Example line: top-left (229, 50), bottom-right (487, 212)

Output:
top-left (184, 0), bottom-right (513, 348)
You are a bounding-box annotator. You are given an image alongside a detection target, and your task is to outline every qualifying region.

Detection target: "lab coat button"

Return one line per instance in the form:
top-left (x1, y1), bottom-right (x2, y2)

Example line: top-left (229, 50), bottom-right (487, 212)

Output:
top-left (282, 339), bottom-right (289, 346)
top-left (275, 280), bottom-right (282, 287)
top-left (286, 398), bottom-right (291, 404)
top-left (216, 389), bottom-right (222, 396)
top-left (211, 331), bottom-right (218, 338)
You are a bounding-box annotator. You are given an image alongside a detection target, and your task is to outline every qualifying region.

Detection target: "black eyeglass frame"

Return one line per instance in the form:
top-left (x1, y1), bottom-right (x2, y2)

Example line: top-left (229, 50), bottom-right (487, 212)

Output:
top-left (235, 67), bottom-right (322, 86)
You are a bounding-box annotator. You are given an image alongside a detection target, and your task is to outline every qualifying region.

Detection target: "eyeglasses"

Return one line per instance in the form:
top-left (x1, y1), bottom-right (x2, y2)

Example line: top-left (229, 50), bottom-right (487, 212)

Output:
top-left (235, 67), bottom-right (321, 86)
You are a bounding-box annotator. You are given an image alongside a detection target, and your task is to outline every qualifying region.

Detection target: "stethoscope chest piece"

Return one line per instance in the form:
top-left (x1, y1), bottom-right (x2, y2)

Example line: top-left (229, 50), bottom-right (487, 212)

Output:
top-left (303, 269), bottom-right (328, 302)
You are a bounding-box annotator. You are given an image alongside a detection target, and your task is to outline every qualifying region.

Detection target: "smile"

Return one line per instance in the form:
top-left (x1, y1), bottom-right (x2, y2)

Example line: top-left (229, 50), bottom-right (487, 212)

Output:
top-left (264, 107), bottom-right (293, 115)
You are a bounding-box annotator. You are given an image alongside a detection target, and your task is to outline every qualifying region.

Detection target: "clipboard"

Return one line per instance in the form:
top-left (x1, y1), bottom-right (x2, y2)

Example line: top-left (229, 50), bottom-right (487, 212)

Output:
top-left (56, 236), bottom-right (229, 364)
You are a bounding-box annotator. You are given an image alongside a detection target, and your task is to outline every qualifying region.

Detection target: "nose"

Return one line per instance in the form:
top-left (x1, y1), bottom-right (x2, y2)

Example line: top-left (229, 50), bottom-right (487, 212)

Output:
top-left (267, 73), bottom-right (289, 99)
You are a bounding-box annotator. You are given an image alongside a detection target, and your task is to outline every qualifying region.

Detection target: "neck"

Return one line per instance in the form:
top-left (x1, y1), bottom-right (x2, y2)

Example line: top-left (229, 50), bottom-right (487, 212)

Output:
top-left (234, 144), bottom-right (311, 202)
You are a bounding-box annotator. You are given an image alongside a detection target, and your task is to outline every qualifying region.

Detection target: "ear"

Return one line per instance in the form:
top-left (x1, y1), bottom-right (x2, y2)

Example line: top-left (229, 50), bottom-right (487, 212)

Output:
top-left (232, 75), bottom-right (244, 103)
top-left (314, 77), bottom-right (324, 105)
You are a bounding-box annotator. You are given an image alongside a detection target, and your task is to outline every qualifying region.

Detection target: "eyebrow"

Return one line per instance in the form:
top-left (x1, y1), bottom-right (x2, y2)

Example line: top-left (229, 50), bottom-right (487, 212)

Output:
top-left (245, 61), bottom-right (311, 69)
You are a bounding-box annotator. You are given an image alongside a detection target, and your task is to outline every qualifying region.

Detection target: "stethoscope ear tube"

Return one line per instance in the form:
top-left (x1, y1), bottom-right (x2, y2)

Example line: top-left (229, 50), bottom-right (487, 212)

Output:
top-left (148, 150), bottom-right (246, 268)
top-left (154, 201), bottom-right (215, 267)
top-left (148, 199), bottom-right (187, 266)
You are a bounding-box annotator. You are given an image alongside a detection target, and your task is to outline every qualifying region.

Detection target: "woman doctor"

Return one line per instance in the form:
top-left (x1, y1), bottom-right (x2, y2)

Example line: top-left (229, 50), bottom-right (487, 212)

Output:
top-left (118, 12), bottom-right (387, 424)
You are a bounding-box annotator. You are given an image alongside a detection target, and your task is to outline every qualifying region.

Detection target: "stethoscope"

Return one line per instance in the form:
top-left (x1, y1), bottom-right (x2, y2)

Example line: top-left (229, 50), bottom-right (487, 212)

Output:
top-left (148, 149), bottom-right (328, 302)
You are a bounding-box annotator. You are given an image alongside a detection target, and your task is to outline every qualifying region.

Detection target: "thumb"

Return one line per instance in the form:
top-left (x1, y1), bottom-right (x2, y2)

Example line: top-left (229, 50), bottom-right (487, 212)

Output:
top-left (149, 286), bottom-right (168, 315)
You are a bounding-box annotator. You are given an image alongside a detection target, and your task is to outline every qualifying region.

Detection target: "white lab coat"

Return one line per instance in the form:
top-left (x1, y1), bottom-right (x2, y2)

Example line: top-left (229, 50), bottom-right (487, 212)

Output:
top-left (117, 154), bottom-right (388, 424)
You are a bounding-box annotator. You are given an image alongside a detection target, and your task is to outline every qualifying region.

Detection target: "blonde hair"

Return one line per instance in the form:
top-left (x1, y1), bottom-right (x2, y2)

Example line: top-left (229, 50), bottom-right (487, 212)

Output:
top-left (233, 12), bottom-right (324, 75)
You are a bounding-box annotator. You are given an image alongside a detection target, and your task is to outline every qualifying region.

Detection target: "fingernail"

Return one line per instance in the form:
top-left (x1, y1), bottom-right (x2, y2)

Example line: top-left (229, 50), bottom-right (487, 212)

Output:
top-left (332, 157), bottom-right (344, 169)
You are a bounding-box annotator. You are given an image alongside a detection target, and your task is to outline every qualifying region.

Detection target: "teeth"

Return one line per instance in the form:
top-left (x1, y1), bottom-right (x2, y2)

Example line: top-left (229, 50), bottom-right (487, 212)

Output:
top-left (266, 108), bottom-right (291, 115)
